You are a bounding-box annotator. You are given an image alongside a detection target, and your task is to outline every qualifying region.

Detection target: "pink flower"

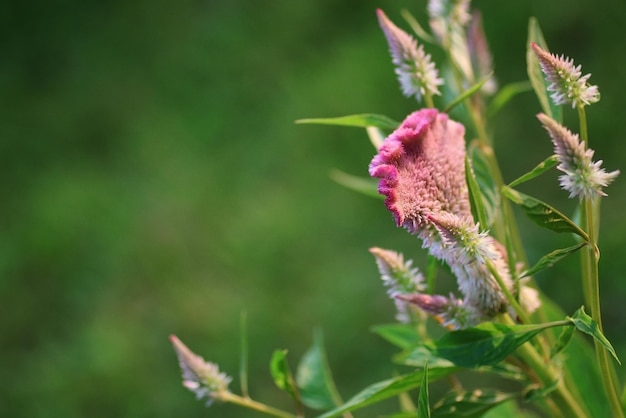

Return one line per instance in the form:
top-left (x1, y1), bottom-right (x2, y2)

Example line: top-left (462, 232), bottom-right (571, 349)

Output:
top-left (369, 108), bottom-right (471, 234)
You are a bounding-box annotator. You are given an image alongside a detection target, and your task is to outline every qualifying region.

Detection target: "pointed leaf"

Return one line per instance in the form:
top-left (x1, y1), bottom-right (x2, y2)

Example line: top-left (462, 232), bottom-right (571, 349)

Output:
top-left (371, 323), bottom-right (422, 350)
top-left (550, 323), bottom-right (576, 359)
top-left (522, 379), bottom-right (559, 403)
top-left (568, 306), bottom-right (621, 364)
top-left (466, 154), bottom-right (489, 230)
top-left (270, 350), bottom-right (299, 400)
top-left (468, 142), bottom-right (499, 229)
top-left (508, 155), bottom-right (559, 188)
top-left (418, 362), bottom-right (431, 418)
top-left (502, 186), bottom-right (589, 241)
top-left (432, 390), bottom-right (517, 418)
top-left (444, 72), bottom-right (494, 113)
top-left (394, 346), bottom-right (456, 369)
top-left (296, 114), bottom-right (400, 130)
top-left (329, 169), bottom-right (382, 199)
top-left (487, 81), bottom-right (532, 117)
top-left (296, 331), bottom-right (343, 410)
top-left (401, 9), bottom-right (435, 44)
top-left (526, 18), bottom-right (562, 122)
top-left (424, 321), bottom-right (565, 368)
top-left (521, 242), bottom-right (586, 278)
top-left (366, 126), bottom-right (386, 149)
top-left (315, 368), bottom-right (455, 418)
top-left (426, 255), bottom-right (439, 295)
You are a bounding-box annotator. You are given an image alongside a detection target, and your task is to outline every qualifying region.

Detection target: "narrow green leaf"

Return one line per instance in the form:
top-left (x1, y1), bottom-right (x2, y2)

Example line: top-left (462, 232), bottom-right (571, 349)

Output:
top-left (523, 379), bottom-right (559, 402)
top-left (432, 389), bottom-right (517, 418)
top-left (270, 350), bottom-right (299, 400)
top-left (394, 346), bottom-right (456, 369)
top-left (296, 331), bottom-right (343, 410)
top-left (401, 9), bottom-right (436, 44)
top-left (487, 81), bottom-right (532, 117)
top-left (426, 255), bottom-right (439, 295)
top-left (315, 368), bottom-right (455, 418)
top-left (568, 306), bottom-right (621, 364)
top-left (418, 362), bottom-right (431, 418)
top-left (502, 186), bottom-right (589, 241)
top-left (550, 323), bottom-right (576, 359)
top-left (521, 242), bottom-right (586, 278)
top-left (526, 18), bottom-right (562, 122)
top-left (466, 154), bottom-right (489, 230)
top-left (424, 321), bottom-right (565, 369)
top-left (366, 126), bottom-right (386, 149)
top-left (507, 155), bottom-right (559, 188)
top-left (444, 71), bottom-right (494, 113)
top-left (371, 323), bottom-right (422, 350)
top-left (468, 142), bottom-right (499, 229)
top-left (329, 169), bottom-right (382, 199)
top-left (296, 114), bottom-right (400, 130)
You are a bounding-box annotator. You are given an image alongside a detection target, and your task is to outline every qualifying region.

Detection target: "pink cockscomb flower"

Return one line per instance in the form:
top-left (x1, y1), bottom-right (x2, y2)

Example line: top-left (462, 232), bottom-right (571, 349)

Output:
top-left (369, 108), bottom-right (471, 234)
top-left (398, 292), bottom-right (484, 330)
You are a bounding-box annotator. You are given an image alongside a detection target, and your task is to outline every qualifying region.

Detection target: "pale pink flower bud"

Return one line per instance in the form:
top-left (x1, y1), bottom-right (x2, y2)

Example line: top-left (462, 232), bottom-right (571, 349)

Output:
top-left (370, 247), bottom-right (426, 323)
top-left (398, 292), bottom-right (484, 329)
top-left (377, 9), bottom-right (443, 102)
top-left (537, 113), bottom-right (619, 199)
top-left (170, 335), bottom-right (232, 406)
top-left (531, 42), bottom-right (600, 108)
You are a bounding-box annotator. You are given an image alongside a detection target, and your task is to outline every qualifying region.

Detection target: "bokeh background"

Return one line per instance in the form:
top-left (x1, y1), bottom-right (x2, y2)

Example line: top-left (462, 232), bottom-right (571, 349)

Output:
top-left (3, 0), bottom-right (626, 416)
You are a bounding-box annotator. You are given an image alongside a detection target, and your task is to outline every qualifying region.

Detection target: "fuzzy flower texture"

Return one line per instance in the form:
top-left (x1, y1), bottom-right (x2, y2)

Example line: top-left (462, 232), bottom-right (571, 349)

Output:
top-left (369, 109), bottom-right (539, 328)
top-left (531, 42), bottom-right (599, 109)
top-left (537, 113), bottom-right (619, 199)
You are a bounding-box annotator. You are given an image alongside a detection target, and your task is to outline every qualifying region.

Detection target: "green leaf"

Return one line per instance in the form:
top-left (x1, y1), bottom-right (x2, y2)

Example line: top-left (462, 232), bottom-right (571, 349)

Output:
top-left (371, 323), bottom-right (422, 350)
top-left (522, 379), bottom-right (559, 402)
top-left (426, 255), bottom-right (439, 295)
top-left (487, 81), bottom-right (532, 117)
top-left (444, 71), bottom-right (494, 113)
top-left (394, 346), bottom-right (456, 370)
top-left (424, 321), bottom-right (565, 369)
top-left (270, 350), bottom-right (299, 400)
top-left (521, 242), bottom-right (586, 278)
top-left (550, 323), bottom-right (576, 359)
top-left (315, 368), bottom-right (455, 418)
top-left (418, 362), bottom-right (431, 418)
top-left (465, 154), bottom-right (489, 230)
top-left (296, 114), bottom-right (400, 130)
top-left (296, 331), bottom-right (343, 410)
top-left (568, 306), bottom-right (621, 364)
top-left (502, 186), bottom-right (589, 241)
top-left (526, 17), bottom-right (562, 122)
top-left (468, 142), bottom-right (499, 229)
top-left (366, 126), bottom-right (386, 149)
top-left (507, 155), bottom-right (559, 188)
top-left (329, 169), bottom-right (382, 199)
top-left (431, 389), bottom-right (517, 418)
top-left (401, 9), bottom-right (436, 44)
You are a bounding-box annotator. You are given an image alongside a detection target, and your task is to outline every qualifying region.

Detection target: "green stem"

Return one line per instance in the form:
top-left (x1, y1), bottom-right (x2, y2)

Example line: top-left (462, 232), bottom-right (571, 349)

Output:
top-left (221, 392), bottom-right (297, 418)
top-left (577, 105), bottom-right (624, 418)
top-left (499, 315), bottom-right (588, 418)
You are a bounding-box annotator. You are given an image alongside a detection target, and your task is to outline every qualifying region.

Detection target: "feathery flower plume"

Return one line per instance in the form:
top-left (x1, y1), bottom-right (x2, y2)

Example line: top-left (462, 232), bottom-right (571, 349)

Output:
top-left (170, 335), bottom-right (232, 406)
top-left (531, 42), bottom-right (600, 108)
top-left (369, 247), bottom-right (426, 323)
top-left (537, 113), bottom-right (619, 199)
top-left (398, 292), bottom-right (484, 329)
top-left (428, 213), bottom-right (512, 316)
top-left (377, 9), bottom-right (443, 102)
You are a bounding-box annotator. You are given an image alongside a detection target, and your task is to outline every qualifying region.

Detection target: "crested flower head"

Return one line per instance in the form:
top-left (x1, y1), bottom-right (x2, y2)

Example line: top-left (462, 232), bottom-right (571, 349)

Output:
top-left (369, 108), bottom-right (471, 234)
top-left (398, 292), bottom-right (484, 329)
top-left (170, 335), bottom-right (232, 406)
top-left (377, 9), bottom-right (444, 102)
top-left (537, 113), bottom-right (619, 199)
top-left (370, 247), bottom-right (426, 323)
top-left (531, 42), bottom-right (600, 108)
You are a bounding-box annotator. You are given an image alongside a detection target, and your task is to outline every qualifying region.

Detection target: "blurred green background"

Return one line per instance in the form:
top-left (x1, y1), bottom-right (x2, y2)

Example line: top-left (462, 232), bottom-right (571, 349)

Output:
top-left (3, 0), bottom-right (626, 416)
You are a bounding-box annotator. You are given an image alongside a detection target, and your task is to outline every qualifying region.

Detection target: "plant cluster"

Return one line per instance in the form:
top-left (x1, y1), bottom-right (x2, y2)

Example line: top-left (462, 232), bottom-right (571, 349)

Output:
top-left (170, 1), bottom-right (622, 416)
